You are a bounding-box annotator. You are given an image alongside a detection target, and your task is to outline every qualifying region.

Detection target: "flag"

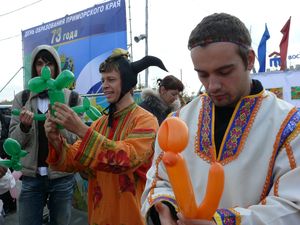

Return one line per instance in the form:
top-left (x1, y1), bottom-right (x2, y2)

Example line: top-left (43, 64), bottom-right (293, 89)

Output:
top-left (257, 24), bottom-right (270, 72)
top-left (279, 17), bottom-right (291, 71)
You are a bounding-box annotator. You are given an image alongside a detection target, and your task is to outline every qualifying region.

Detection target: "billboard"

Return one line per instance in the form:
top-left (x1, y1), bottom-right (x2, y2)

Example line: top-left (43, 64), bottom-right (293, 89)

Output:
top-left (21, 0), bottom-right (127, 94)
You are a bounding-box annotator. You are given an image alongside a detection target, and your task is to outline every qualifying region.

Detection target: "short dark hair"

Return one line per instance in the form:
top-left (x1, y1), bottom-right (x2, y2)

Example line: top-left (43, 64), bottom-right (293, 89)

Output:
top-left (188, 13), bottom-right (252, 69)
top-left (157, 75), bottom-right (184, 92)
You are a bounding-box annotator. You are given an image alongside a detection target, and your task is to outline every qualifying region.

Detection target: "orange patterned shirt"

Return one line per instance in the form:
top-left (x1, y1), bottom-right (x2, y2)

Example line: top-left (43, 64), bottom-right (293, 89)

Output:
top-left (48, 103), bottom-right (159, 225)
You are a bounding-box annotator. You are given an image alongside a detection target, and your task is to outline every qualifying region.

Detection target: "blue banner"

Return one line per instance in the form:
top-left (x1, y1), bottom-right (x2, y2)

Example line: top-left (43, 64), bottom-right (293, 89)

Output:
top-left (22, 0), bottom-right (127, 94)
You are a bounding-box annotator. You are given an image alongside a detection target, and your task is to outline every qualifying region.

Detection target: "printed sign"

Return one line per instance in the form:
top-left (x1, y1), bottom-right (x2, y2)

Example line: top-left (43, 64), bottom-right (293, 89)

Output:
top-left (22, 0), bottom-right (127, 94)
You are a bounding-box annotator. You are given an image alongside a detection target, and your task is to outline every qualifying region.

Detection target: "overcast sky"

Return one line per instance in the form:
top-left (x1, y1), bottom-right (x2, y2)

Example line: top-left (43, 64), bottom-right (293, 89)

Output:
top-left (1, 0), bottom-right (300, 101)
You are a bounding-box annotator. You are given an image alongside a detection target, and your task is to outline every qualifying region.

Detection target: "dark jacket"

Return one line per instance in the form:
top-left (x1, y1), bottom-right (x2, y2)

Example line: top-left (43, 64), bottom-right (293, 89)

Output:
top-left (139, 88), bottom-right (180, 125)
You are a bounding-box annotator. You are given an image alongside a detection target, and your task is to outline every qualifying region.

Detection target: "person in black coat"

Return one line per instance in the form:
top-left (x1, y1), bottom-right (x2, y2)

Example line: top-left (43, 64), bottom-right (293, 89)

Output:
top-left (139, 75), bottom-right (184, 125)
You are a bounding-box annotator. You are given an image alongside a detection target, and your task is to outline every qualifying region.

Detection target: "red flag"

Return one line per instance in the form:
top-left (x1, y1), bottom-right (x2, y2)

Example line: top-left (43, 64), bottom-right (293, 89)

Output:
top-left (279, 17), bottom-right (291, 70)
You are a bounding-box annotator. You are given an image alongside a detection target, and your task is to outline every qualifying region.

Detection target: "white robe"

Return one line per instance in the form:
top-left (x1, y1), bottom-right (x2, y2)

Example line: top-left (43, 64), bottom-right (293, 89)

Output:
top-left (141, 90), bottom-right (300, 225)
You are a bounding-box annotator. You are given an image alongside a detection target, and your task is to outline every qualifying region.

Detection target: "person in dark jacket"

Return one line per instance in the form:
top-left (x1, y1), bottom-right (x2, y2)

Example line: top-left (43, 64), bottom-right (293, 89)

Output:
top-left (139, 75), bottom-right (184, 124)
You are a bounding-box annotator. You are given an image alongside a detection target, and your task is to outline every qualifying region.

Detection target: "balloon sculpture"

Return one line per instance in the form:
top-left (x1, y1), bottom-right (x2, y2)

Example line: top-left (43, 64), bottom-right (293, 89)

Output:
top-left (157, 117), bottom-right (225, 220)
top-left (11, 97), bottom-right (101, 122)
top-left (11, 109), bottom-right (46, 121)
top-left (0, 138), bottom-right (27, 171)
top-left (72, 97), bottom-right (102, 121)
top-left (28, 66), bottom-right (75, 110)
top-left (11, 66), bottom-right (101, 122)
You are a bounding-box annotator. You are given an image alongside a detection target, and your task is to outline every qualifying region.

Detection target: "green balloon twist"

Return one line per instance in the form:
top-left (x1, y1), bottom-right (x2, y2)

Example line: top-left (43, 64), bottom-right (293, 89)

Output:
top-left (72, 97), bottom-right (101, 121)
top-left (12, 67), bottom-right (101, 123)
top-left (28, 66), bottom-right (75, 128)
top-left (0, 138), bottom-right (28, 171)
top-left (11, 109), bottom-right (46, 121)
top-left (28, 66), bottom-right (75, 107)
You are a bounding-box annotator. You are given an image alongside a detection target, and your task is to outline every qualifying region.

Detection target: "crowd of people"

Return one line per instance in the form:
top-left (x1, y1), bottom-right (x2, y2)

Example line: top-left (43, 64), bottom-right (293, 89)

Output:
top-left (0, 12), bottom-right (299, 225)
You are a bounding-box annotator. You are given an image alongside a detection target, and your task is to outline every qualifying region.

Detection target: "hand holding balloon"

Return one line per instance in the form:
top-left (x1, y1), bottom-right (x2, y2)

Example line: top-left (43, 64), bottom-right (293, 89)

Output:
top-left (28, 66), bottom-right (74, 129)
top-left (0, 138), bottom-right (27, 171)
top-left (157, 117), bottom-right (225, 220)
top-left (11, 109), bottom-right (46, 121)
top-left (11, 97), bottom-right (101, 122)
top-left (158, 117), bottom-right (198, 218)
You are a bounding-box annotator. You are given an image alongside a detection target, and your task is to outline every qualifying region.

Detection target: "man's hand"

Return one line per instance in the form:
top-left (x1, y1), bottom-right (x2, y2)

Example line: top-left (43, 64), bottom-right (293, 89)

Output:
top-left (45, 112), bottom-right (62, 151)
top-left (155, 202), bottom-right (217, 225)
top-left (155, 202), bottom-right (177, 225)
top-left (51, 102), bottom-right (89, 139)
top-left (19, 108), bottom-right (34, 132)
top-left (177, 213), bottom-right (216, 225)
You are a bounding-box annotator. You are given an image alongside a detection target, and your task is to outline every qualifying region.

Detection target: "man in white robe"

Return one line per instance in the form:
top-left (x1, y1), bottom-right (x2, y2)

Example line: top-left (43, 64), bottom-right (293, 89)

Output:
top-left (141, 12), bottom-right (300, 225)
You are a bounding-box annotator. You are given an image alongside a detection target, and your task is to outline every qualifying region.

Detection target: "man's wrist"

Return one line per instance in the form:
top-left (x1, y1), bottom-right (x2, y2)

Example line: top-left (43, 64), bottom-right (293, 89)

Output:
top-left (52, 135), bottom-right (63, 151)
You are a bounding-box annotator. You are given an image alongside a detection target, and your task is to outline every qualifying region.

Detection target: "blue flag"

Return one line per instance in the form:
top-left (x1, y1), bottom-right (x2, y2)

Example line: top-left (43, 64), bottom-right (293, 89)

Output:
top-left (257, 24), bottom-right (270, 72)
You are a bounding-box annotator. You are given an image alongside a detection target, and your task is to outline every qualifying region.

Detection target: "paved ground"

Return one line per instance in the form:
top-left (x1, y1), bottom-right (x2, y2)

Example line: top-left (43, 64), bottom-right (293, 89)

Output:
top-left (4, 207), bottom-right (88, 225)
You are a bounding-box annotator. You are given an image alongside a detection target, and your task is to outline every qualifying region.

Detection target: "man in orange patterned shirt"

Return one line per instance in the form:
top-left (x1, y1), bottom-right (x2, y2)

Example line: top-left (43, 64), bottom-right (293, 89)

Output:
top-left (44, 49), bottom-right (168, 225)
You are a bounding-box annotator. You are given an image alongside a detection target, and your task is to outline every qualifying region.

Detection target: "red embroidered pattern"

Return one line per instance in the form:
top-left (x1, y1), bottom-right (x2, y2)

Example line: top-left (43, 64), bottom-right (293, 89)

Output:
top-left (93, 185), bottom-right (102, 209)
top-left (96, 150), bottom-right (130, 173)
top-left (119, 174), bottom-right (136, 195)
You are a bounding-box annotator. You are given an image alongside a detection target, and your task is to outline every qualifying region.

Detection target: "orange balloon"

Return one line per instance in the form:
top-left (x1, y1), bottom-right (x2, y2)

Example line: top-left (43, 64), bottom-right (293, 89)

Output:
top-left (158, 117), bottom-right (188, 153)
top-left (158, 117), bottom-right (225, 220)
top-left (162, 151), bottom-right (198, 218)
top-left (197, 161), bottom-right (225, 220)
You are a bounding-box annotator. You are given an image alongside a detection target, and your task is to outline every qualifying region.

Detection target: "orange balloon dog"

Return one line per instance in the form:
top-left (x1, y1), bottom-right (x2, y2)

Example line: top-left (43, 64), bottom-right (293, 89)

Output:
top-left (157, 117), bottom-right (225, 220)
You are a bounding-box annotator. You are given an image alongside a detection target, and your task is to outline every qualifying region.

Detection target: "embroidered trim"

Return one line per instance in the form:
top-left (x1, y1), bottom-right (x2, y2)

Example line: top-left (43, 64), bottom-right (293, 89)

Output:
top-left (195, 95), bottom-right (213, 163)
top-left (284, 143), bottom-right (297, 169)
top-left (195, 95), bottom-right (262, 165)
top-left (219, 97), bottom-right (262, 164)
top-left (214, 208), bottom-right (241, 225)
top-left (148, 152), bottom-right (164, 205)
top-left (151, 195), bottom-right (177, 207)
top-left (284, 122), bottom-right (300, 169)
top-left (274, 178), bottom-right (280, 197)
top-left (260, 108), bottom-right (300, 201)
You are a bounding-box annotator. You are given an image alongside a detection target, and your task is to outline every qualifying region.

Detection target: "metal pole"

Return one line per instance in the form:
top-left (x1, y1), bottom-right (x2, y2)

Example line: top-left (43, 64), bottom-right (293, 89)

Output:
top-left (145, 0), bottom-right (149, 87)
top-left (127, 0), bottom-right (133, 62)
top-left (0, 67), bottom-right (23, 94)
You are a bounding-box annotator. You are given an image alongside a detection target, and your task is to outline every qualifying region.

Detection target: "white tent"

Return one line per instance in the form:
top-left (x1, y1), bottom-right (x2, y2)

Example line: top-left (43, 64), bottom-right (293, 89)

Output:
top-left (252, 70), bottom-right (300, 108)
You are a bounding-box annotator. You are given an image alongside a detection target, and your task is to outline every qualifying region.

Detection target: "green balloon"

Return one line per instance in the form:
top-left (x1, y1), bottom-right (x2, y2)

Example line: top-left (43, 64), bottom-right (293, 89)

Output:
top-left (54, 70), bottom-right (75, 90)
top-left (48, 90), bottom-right (65, 106)
top-left (11, 109), bottom-right (46, 121)
top-left (4, 138), bottom-right (21, 156)
top-left (28, 77), bottom-right (48, 93)
top-left (0, 160), bottom-right (12, 168)
top-left (82, 97), bottom-right (90, 108)
top-left (86, 110), bottom-right (98, 121)
top-left (41, 66), bottom-right (51, 80)
top-left (72, 105), bottom-right (85, 114)
top-left (0, 138), bottom-right (28, 171)
top-left (89, 106), bottom-right (101, 119)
